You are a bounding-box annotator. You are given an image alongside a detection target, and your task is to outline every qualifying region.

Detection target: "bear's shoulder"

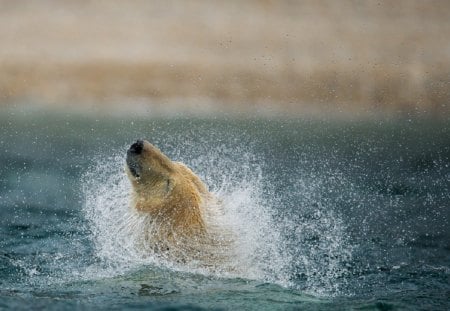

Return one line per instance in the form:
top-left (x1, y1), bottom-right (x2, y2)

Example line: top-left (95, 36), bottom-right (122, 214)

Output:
top-left (173, 162), bottom-right (208, 195)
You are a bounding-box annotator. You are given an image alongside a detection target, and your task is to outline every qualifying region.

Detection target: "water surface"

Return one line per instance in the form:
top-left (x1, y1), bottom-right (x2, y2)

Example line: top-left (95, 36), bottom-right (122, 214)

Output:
top-left (1, 108), bottom-right (449, 310)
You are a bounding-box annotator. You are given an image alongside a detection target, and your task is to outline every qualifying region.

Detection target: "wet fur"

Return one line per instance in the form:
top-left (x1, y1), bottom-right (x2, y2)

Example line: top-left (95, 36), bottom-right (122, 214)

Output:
top-left (126, 140), bottom-right (232, 266)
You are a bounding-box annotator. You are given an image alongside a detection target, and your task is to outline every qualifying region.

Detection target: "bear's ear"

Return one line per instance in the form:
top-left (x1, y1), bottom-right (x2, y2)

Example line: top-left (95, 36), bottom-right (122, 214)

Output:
top-left (164, 178), bottom-right (175, 196)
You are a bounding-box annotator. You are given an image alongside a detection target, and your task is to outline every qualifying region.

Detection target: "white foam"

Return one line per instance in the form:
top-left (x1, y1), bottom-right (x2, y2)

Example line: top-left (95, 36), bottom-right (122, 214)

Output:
top-left (81, 143), bottom-right (353, 295)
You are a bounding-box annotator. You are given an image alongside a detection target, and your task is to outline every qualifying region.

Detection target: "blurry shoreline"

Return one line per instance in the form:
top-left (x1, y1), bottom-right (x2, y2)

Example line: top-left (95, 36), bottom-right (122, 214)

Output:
top-left (1, 0), bottom-right (449, 118)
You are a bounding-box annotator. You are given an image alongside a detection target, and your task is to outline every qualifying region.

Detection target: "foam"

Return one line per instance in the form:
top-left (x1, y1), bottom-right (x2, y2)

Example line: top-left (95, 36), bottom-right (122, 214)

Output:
top-left (81, 143), bottom-right (353, 295)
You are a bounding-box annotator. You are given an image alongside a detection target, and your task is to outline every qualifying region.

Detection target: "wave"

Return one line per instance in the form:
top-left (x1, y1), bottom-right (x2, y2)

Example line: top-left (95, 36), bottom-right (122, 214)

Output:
top-left (81, 141), bottom-right (354, 296)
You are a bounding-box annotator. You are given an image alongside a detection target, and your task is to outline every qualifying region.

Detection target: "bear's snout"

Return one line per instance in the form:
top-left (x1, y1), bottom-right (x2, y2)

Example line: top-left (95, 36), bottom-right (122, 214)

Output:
top-left (126, 140), bottom-right (145, 178)
top-left (128, 140), bottom-right (144, 155)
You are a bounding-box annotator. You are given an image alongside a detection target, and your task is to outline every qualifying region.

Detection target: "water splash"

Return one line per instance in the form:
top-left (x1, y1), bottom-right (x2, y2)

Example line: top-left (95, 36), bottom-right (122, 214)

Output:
top-left (81, 142), bottom-right (353, 295)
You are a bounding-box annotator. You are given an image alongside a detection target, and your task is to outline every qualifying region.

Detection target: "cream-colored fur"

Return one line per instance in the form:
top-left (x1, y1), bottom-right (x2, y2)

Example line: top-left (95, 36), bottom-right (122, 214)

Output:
top-left (126, 140), bottom-right (231, 266)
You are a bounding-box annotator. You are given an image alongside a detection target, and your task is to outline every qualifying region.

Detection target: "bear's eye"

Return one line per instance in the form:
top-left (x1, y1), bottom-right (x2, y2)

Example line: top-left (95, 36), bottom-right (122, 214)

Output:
top-left (165, 179), bottom-right (172, 194)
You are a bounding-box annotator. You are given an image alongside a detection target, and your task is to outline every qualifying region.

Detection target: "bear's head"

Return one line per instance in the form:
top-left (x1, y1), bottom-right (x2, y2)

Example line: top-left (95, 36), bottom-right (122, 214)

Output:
top-left (125, 140), bottom-right (228, 255)
top-left (125, 139), bottom-right (208, 234)
top-left (126, 140), bottom-right (176, 203)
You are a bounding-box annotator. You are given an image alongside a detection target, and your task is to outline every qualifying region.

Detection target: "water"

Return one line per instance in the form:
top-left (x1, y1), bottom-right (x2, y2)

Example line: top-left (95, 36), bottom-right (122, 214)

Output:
top-left (0, 108), bottom-right (449, 310)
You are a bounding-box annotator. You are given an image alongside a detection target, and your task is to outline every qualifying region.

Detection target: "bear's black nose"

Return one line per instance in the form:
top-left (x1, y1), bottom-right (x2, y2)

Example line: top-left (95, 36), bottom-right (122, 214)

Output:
top-left (129, 140), bottom-right (144, 155)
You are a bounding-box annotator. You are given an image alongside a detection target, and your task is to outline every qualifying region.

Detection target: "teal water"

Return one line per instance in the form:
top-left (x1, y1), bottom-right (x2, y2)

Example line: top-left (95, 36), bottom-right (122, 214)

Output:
top-left (0, 108), bottom-right (449, 310)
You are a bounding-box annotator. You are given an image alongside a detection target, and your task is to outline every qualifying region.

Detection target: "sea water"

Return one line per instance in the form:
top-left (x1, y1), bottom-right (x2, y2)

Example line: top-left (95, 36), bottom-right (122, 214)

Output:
top-left (0, 108), bottom-right (449, 310)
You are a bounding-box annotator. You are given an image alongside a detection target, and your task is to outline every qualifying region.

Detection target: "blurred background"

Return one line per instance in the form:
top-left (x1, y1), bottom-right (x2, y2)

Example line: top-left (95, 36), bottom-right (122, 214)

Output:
top-left (1, 0), bottom-right (449, 118)
top-left (1, 2), bottom-right (450, 309)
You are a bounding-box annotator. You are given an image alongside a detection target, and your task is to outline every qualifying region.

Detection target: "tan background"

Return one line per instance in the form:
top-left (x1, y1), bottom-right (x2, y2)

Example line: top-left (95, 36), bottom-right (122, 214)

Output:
top-left (1, 0), bottom-right (449, 117)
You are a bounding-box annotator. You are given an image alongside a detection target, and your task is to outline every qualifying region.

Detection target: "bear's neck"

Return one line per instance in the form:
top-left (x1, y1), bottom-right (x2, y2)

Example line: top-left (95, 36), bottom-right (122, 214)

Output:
top-left (133, 191), bottom-right (206, 237)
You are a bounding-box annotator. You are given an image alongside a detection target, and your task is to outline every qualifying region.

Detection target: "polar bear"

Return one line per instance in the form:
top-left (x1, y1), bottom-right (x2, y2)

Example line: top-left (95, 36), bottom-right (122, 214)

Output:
top-left (125, 140), bottom-right (231, 266)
